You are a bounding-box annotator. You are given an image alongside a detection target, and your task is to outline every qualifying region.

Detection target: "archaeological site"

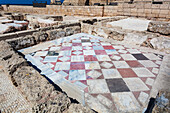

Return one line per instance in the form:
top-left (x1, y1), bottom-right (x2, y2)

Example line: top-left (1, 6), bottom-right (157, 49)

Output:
top-left (0, 0), bottom-right (170, 112)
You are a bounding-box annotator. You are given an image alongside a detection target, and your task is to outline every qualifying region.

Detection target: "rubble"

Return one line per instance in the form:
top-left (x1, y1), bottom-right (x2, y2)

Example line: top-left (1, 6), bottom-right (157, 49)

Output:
top-left (147, 21), bottom-right (170, 35)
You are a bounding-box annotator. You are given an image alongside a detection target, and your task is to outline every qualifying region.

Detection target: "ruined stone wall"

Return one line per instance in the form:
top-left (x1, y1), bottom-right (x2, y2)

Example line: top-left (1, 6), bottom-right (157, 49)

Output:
top-left (2, 2), bottom-right (170, 19)
top-left (63, 0), bottom-right (86, 5)
top-left (0, 22), bottom-right (81, 50)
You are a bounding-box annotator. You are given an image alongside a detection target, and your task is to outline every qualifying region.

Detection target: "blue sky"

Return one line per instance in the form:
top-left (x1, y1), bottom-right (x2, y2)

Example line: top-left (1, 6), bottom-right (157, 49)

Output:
top-left (0, 0), bottom-right (64, 5)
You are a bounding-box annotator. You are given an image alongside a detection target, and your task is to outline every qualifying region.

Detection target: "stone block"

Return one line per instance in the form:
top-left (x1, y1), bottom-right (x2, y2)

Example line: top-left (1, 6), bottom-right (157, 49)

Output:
top-left (151, 4), bottom-right (161, 9)
top-left (17, 29), bottom-right (37, 37)
top-left (33, 32), bottom-right (48, 43)
top-left (158, 14), bottom-right (166, 18)
top-left (6, 35), bottom-right (35, 50)
top-left (160, 10), bottom-right (169, 15)
top-left (144, 9), bottom-right (152, 14)
top-left (147, 21), bottom-right (170, 35)
top-left (137, 9), bottom-right (144, 13)
top-left (131, 8), bottom-right (137, 13)
top-left (0, 33), bottom-right (18, 41)
top-left (152, 9), bottom-right (160, 14)
top-left (160, 4), bottom-right (169, 9)
top-left (144, 4), bottom-right (152, 9)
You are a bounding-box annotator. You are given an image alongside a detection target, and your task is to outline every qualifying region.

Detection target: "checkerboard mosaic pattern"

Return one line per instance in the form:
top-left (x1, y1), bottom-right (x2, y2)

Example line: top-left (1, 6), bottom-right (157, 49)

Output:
top-left (20, 33), bottom-right (163, 112)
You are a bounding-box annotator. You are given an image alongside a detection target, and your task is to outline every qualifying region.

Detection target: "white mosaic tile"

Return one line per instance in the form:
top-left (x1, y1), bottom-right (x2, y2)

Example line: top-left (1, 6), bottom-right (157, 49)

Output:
top-left (139, 60), bottom-right (158, 67)
top-left (62, 43), bottom-right (72, 46)
top-left (124, 78), bottom-right (149, 91)
top-left (143, 53), bottom-right (161, 60)
top-left (111, 92), bottom-right (141, 112)
top-left (82, 42), bottom-right (92, 46)
top-left (87, 79), bottom-right (110, 93)
top-left (105, 49), bottom-right (118, 54)
top-left (132, 68), bottom-right (155, 77)
top-left (145, 78), bottom-right (154, 86)
top-left (101, 42), bottom-right (111, 45)
top-left (87, 70), bottom-right (102, 79)
top-left (72, 40), bottom-right (81, 43)
top-left (71, 55), bottom-right (84, 62)
top-left (120, 54), bottom-right (137, 60)
top-left (45, 63), bottom-right (54, 68)
top-left (110, 55), bottom-right (121, 60)
top-left (83, 50), bottom-right (95, 55)
top-left (96, 55), bottom-right (111, 61)
top-left (112, 46), bottom-right (125, 49)
top-left (118, 49), bottom-right (127, 54)
top-left (85, 61), bottom-right (101, 69)
top-left (74, 81), bottom-right (87, 90)
top-left (72, 50), bottom-right (83, 55)
top-left (127, 49), bottom-right (141, 54)
top-left (152, 68), bottom-right (159, 74)
top-left (34, 51), bottom-right (48, 56)
top-left (43, 56), bottom-right (58, 62)
top-left (72, 46), bottom-right (82, 50)
top-left (49, 47), bottom-right (60, 51)
top-left (138, 92), bottom-right (149, 106)
top-left (83, 46), bottom-right (92, 50)
top-left (58, 56), bottom-right (70, 62)
top-left (102, 69), bottom-right (121, 78)
top-left (112, 61), bottom-right (130, 68)
top-left (54, 62), bottom-right (70, 70)
top-left (69, 70), bottom-right (86, 81)
top-left (59, 50), bottom-right (71, 56)
top-left (100, 62), bottom-right (113, 68)
top-left (155, 60), bottom-right (162, 65)
top-left (56, 71), bottom-right (68, 77)
top-left (97, 94), bottom-right (113, 108)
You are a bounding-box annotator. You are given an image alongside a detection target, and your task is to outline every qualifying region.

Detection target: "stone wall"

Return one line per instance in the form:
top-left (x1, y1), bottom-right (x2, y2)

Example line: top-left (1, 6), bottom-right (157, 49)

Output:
top-left (81, 20), bottom-right (170, 53)
top-left (2, 2), bottom-right (170, 20)
top-left (0, 41), bottom-right (95, 113)
top-left (3, 22), bottom-right (81, 50)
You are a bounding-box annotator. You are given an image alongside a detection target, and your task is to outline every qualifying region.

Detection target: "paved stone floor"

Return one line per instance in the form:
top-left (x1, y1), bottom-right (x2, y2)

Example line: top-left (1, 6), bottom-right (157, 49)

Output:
top-left (0, 65), bottom-right (31, 112)
top-left (19, 33), bottom-right (164, 113)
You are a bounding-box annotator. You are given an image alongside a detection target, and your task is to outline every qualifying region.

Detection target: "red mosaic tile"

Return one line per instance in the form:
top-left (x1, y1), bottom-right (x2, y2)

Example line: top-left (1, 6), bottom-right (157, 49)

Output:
top-left (84, 87), bottom-right (89, 93)
top-left (72, 43), bottom-right (82, 46)
top-left (97, 75), bottom-right (104, 79)
top-left (86, 75), bottom-right (93, 80)
top-left (118, 68), bottom-right (138, 78)
top-left (95, 50), bottom-right (107, 55)
top-left (143, 90), bottom-right (150, 95)
top-left (65, 76), bottom-right (69, 80)
top-left (70, 62), bottom-right (85, 70)
top-left (79, 80), bottom-right (87, 85)
top-left (146, 85), bottom-right (152, 89)
top-left (103, 46), bottom-right (114, 49)
top-left (90, 94), bottom-right (98, 98)
top-left (84, 55), bottom-right (98, 61)
top-left (132, 91), bottom-right (140, 100)
top-left (126, 61), bottom-right (144, 67)
top-left (61, 47), bottom-right (72, 51)
top-left (101, 93), bottom-right (113, 102)
top-left (140, 77), bottom-right (147, 83)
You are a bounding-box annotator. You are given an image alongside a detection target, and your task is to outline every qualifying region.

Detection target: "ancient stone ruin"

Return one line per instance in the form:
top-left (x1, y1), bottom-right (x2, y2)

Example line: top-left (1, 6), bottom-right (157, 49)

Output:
top-left (0, 1), bottom-right (170, 113)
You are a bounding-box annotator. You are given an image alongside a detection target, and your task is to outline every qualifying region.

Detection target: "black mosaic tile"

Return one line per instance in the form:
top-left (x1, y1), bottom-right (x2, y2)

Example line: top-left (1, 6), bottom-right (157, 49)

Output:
top-left (106, 78), bottom-right (130, 93)
top-left (47, 51), bottom-right (59, 56)
top-left (81, 39), bottom-right (90, 42)
top-left (132, 54), bottom-right (149, 60)
top-left (154, 53), bottom-right (164, 59)
top-left (29, 52), bottom-right (36, 56)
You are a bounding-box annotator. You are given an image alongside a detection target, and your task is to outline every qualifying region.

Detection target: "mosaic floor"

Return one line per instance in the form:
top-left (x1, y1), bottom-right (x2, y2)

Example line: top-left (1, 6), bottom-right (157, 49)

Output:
top-left (19, 33), bottom-right (163, 112)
